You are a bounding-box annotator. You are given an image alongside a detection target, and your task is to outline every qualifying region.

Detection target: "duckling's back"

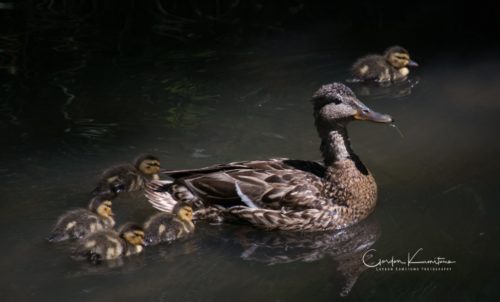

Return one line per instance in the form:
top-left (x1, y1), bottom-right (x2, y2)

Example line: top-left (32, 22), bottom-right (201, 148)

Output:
top-left (73, 230), bottom-right (124, 263)
top-left (350, 55), bottom-right (390, 82)
top-left (47, 209), bottom-right (105, 242)
top-left (93, 164), bottom-right (143, 194)
top-left (144, 212), bottom-right (193, 246)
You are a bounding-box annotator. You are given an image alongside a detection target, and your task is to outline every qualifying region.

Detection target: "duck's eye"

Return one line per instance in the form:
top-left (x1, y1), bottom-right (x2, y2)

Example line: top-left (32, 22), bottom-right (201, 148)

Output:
top-left (362, 109), bottom-right (370, 113)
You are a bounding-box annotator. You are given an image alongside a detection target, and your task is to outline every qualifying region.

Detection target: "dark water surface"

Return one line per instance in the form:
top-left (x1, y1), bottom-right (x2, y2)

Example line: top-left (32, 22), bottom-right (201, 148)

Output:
top-left (1, 7), bottom-right (500, 302)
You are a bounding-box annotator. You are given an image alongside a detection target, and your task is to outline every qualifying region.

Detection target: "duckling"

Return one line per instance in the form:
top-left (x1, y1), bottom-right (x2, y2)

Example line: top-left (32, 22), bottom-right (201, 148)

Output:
top-left (47, 193), bottom-right (115, 242)
top-left (349, 46), bottom-right (418, 83)
top-left (73, 223), bottom-right (145, 263)
top-left (93, 154), bottom-right (161, 195)
top-left (143, 203), bottom-right (194, 246)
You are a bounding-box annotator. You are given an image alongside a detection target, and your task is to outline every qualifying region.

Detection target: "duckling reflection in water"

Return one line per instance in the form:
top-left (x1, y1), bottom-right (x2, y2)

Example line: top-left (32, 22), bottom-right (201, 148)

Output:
top-left (349, 77), bottom-right (420, 99)
top-left (143, 204), bottom-right (195, 246)
top-left (93, 154), bottom-right (161, 195)
top-left (73, 223), bottom-right (145, 264)
top-left (47, 193), bottom-right (115, 242)
top-left (349, 46), bottom-right (418, 83)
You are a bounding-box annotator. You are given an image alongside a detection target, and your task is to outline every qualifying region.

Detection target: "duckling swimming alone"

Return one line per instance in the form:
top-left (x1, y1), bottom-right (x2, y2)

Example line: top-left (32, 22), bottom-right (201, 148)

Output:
top-left (93, 154), bottom-right (161, 195)
top-left (47, 194), bottom-right (115, 242)
top-left (349, 46), bottom-right (418, 83)
top-left (143, 203), bottom-right (194, 246)
top-left (73, 223), bottom-right (145, 263)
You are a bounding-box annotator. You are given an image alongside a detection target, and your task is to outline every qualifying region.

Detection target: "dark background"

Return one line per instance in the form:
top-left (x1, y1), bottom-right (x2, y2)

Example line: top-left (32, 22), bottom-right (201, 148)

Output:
top-left (1, 2), bottom-right (500, 302)
top-left (1, 1), bottom-right (499, 59)
top-left (1, 0), bottom-right (499, 148)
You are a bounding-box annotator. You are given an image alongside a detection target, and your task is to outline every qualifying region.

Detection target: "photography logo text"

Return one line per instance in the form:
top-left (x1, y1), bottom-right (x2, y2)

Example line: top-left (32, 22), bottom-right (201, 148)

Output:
top-left (362, 248), bottom-right (456, 272)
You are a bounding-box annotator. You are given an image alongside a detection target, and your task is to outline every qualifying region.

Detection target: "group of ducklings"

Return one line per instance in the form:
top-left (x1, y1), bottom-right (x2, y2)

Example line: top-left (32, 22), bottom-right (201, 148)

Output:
top-left (47, 154), bottom-right (195, 264)
top-left (46, 46), bottom-right (418, 264)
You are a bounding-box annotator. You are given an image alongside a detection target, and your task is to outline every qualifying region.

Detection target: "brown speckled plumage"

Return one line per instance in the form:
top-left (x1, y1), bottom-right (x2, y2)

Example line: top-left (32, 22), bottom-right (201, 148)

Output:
top-left (349, 46), bottom-right (418, 83)
top-left (146, 83), bottom-right (392, 232)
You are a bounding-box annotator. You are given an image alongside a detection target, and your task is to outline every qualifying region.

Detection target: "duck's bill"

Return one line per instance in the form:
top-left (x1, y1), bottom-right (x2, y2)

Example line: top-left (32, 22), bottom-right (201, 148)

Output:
top-left (354, 110), bottom-right (393, 123)
top-left (408, 60), bottom-right (419, 67)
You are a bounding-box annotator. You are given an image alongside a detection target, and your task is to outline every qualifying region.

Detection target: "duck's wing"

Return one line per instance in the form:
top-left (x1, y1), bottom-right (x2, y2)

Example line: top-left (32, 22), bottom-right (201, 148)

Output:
top-left (162, 159), bottom-right (325, 178)
top-left (147, 159), bottom-right (327, 211)
top-left (160, 159), bottom-right (291, 178)
top-left (169, 159), bottom-right (327, 210)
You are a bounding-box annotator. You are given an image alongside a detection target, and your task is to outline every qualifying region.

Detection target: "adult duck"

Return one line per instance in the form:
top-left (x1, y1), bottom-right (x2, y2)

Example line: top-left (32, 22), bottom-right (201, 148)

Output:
top-left (146, 83), bottom-right (392, 231)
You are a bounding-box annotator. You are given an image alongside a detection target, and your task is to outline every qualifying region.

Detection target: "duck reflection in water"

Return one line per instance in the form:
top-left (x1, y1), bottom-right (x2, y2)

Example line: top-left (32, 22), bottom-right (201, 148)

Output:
top-left (205, 215), bottom-right (380, 297)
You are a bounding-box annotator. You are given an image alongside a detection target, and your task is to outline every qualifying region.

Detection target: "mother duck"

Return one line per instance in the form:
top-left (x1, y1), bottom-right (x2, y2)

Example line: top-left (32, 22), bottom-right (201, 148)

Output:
top-left (146, 83), bottom-right (392, 232)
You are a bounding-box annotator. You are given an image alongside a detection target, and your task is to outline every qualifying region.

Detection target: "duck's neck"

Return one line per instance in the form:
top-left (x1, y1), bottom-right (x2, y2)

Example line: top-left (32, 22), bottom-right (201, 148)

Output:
top-left (317, 122), bottom-right (370, 176)
top-left (318, 123), bottom-right (355, 166)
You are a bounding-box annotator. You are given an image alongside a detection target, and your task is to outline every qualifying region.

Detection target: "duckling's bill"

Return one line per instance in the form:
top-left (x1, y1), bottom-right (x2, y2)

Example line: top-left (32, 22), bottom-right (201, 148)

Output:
top-left (407, 60), bottom-right (419, 67)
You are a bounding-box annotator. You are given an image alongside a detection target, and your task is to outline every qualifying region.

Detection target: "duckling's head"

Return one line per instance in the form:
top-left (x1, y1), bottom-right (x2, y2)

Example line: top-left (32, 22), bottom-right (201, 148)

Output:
top-left (134, 154), bottom-right (161, 176)
top-left (119, 223), bottom-right (145, 246)
top-left (384, 46), bottom-right (418, 69)
top-left (88, 193), bottom-right (115, 218)
top-left (312, 83), bottom-right (393, 128)
top-left (174, 203), bottom-right (194, 222)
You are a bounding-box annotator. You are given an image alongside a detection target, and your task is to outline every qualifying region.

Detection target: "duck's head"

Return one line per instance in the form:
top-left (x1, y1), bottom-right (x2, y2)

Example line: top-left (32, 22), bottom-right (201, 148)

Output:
top-left (120, 223), bottom-right (146, 246)
top-left (384, 46), bottom-right (418, 69)
top-left (174, 203), bottom-right (194, 223)
top-left (89, 193), bottom-right (115, 219)
top-left (312, 82), bottom-right (393, 128)
top-left (134, 154), bottom-right (161, 176)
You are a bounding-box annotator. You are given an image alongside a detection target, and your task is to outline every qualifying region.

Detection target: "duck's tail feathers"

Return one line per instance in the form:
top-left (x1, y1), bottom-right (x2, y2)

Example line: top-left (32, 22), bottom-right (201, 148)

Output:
top-left (145, 180), bottom-right (177, 213)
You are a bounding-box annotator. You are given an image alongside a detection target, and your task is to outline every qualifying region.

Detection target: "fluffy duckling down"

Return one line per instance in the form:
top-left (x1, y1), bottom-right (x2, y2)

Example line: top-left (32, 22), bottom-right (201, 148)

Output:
top-left (144, 204), bottom-right (194, 246)
top-left (47, 194), bottom-right (115, 242)
top-left (93, 154), bottom-right (161, 195)
top-left (73, 223), bottom-right (145, 263)
top-left (350, 46), bottom-right (418, 83)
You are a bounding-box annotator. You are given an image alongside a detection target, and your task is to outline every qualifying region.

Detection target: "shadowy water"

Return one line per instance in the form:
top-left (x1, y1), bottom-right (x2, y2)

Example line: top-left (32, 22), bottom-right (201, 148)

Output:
top-left (1, 4), bottom-right (500, 302)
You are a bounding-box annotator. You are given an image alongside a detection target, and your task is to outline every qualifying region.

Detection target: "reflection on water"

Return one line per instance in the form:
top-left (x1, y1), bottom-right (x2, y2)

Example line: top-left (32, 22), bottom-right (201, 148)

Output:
top-left (203, 217), bottom-right (380, 297)
top-left (348, 78), bottom-right (420, 100)
top-left (1, 4), bottom-right (500, 302)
